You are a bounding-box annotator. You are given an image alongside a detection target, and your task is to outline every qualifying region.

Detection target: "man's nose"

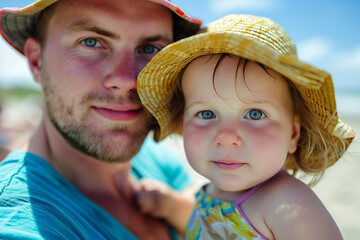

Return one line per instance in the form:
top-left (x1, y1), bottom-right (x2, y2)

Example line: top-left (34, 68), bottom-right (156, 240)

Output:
top-left (103, 50), bottom-right (139, 94)
top-left (213, 128), bottom-right (242, 147)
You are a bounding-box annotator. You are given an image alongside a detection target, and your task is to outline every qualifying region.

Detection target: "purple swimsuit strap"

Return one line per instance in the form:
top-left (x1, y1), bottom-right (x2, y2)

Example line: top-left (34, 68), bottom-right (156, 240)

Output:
top-left (234, 167), bottom-right (285, 205)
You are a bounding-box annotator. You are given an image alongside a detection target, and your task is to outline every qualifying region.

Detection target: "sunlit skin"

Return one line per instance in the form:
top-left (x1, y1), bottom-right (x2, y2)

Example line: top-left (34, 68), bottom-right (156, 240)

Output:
top-left (182, 54), bottom-right (300, 201)
top-left (33, 0), bottom-right (174, 163)
top-left (23, 0), bottom-right (177, 239)
top-left (181, 54), bottom-right (343, 239)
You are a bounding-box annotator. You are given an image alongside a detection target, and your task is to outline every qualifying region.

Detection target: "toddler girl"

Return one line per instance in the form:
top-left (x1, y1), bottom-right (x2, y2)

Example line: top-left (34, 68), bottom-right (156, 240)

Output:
top-left (137, 14), bottom-right (355, 239)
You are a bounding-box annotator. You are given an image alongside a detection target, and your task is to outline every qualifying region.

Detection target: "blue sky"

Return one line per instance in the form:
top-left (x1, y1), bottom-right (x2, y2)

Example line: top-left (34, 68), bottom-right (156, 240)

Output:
top-left (1, 0), bottom-right (360, 92)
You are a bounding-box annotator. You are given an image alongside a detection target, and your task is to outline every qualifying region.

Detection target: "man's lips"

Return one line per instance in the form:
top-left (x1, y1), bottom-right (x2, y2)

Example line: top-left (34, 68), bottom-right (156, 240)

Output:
top-left (212, 160), bottom-right (245, 170)
top-left (92, 105), bottom-right (142, 121)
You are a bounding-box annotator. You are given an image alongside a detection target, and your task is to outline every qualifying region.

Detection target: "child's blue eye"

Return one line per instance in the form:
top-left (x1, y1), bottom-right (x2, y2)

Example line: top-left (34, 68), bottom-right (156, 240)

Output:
top-left (197, 110), bottom-right (216, 119)
top-left (245, 109), bottom-right (265, 120)
top-left (81, 38), bottom-right (100, 47)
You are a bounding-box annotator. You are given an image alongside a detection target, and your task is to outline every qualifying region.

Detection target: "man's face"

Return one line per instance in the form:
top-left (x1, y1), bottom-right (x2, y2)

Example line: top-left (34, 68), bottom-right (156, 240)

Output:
top-left (38, 0), bottom-right (173, 162)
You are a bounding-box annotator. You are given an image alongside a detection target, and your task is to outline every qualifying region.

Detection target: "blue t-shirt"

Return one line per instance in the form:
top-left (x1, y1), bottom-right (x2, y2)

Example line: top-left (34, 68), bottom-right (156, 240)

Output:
top-left (0, 137), bottom-right (193, 239)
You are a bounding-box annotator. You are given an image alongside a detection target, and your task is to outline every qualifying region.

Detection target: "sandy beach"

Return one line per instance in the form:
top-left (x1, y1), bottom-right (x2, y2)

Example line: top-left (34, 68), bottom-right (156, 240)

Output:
top-left (312, 115), bottom-right (360, 239)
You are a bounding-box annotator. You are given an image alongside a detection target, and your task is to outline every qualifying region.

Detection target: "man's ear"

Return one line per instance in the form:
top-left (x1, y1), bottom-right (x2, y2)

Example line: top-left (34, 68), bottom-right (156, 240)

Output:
top-left (24, 37), bottom-right (42, 83)
top-left (288, 115), bottom-right (301, 154)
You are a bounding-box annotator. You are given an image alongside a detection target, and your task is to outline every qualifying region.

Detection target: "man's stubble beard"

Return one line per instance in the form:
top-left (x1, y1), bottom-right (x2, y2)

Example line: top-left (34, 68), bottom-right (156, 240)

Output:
top-left (41, 68), bottom-right (151, 163)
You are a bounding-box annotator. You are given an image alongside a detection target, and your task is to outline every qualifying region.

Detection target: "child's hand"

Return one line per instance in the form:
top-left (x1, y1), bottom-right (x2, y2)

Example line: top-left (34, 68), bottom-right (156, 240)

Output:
top-left (136, 178), bottom-right (175, 219)
top-left (136, 178), bottom-right (198, 235)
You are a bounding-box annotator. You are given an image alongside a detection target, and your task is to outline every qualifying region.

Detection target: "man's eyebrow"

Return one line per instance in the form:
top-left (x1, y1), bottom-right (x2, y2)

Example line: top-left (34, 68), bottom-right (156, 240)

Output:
top-left (141, 35), bottom-right (173, 44)
top-left (65, 20), bottom-right (120, 40)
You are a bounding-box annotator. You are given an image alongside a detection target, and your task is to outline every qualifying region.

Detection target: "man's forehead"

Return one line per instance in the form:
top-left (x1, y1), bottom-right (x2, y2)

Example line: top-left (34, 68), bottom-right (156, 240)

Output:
top-left (55, 0), bottom-right (173, 17)
top-left (50, 0), bottom-right (173, 37)
top-left (52, 0), bottom-right (173, 28)
top-left (63, 19), bottom-right (173, 44)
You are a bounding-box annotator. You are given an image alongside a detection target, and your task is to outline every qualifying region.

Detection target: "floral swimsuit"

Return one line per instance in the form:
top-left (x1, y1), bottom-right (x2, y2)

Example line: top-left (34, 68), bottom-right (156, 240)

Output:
top-left (184, 170), bottom-right (286, 240)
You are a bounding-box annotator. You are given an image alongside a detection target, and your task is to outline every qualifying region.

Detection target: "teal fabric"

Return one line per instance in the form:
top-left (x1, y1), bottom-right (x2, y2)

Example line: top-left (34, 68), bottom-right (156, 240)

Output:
top-left (0, 137), bottom-right (193, 239)
top-left (131, 137), bottom-right (193, 190)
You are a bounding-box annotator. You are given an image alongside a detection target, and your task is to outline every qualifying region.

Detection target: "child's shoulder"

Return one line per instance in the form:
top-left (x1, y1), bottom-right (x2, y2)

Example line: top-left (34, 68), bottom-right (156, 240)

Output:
top-left (256, 171), bottom-right (322, 213)
top-left (260, 171), bottom-right (314, 202)
top-left (249, 171), bottom-right (342, 239)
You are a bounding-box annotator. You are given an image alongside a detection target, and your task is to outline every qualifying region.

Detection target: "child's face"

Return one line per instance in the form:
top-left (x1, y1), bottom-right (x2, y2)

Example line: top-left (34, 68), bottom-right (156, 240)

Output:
top-left (182, 54), bottom-right (300, 196)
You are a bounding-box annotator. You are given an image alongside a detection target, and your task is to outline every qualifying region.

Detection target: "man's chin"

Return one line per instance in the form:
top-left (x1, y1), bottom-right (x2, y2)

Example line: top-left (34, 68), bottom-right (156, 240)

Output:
top-left (91, 139), bottom-right (145, 163)
top-left (66, 129), bottom-right (148, 163)
top-left (50, 114), bottom-right (150, 163)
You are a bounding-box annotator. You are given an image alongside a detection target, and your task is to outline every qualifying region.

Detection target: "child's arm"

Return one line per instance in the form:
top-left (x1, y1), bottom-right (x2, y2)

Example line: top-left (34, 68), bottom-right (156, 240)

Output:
top-left (261, 174), bottom-right (343, 239)
top-left (136, 178), bottom-right (197, 235)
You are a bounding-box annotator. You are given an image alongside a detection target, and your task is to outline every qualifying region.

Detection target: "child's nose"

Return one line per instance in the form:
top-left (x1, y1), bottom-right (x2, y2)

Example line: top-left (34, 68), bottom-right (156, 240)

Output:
top-left (213, 129), bottom-right (242, 147)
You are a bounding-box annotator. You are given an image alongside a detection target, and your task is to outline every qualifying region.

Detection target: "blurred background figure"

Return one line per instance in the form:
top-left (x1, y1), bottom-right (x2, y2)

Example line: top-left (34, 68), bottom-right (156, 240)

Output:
top-left (0, 96), bottom-right (42, 150)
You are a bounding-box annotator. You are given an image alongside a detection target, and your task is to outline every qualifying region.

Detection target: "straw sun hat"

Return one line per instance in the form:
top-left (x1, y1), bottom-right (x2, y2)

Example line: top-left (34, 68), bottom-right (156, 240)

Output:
top-left (0, 0), bottom-right (202, 55)
top-left (138, 14), bottom-right (355, 155)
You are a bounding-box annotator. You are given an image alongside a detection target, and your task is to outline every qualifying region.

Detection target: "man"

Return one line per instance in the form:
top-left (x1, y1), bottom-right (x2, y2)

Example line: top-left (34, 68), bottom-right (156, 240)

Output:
top-left (0, 0), bottom-right (201, 239)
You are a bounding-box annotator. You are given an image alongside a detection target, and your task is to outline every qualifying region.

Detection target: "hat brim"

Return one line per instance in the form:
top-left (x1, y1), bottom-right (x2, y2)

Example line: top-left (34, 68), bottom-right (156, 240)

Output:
top-left (0, 0), bottom-right (202, 55)
top-left (138, 31), bottom-right (355, 143)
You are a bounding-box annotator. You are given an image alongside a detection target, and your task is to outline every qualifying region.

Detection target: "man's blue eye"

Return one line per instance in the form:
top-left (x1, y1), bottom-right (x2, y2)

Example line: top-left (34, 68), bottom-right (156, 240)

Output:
top-left (197, 111), bottom-right (216, 119)
top-left (142, 45), bottom-right (158, 54)
top-left (246, 109), bottom-right (265, 120)
top-left (82, 38), bottom-right (99, 47)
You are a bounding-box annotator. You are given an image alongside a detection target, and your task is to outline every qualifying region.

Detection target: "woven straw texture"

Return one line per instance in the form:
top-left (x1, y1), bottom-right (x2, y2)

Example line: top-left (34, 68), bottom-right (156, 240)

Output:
top-left (138, 14), bottom-right (355, 163)
top-left (0, 0), bottom-right (57, 53)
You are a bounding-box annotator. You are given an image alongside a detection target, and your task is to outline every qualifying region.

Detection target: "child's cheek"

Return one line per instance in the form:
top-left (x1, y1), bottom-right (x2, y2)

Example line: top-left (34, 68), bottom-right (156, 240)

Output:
top-left (247, 122), bottom-right (290, 157)
top-left (183, 123), bottom-right (211, 160)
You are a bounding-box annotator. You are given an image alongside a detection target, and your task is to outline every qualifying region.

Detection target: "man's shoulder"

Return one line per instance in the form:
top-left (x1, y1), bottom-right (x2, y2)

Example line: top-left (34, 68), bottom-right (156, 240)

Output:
top-left (0, 151), bottom-right (137, 240)
top-left (0, 150), bottom-right (29, 189)
top-left (135, 136), bottom-right (183, 163)
top-left (0, 146), bottom-right (10, 161)
top-left (132, 136), bottom-right (186, 173)
top-left (131, 136), bottom-right (193, 190)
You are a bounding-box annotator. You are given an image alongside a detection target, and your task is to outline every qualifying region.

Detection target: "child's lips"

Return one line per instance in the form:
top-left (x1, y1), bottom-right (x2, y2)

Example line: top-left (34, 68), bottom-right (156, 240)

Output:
top-left (212, 160), bottom-right (245, 170)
